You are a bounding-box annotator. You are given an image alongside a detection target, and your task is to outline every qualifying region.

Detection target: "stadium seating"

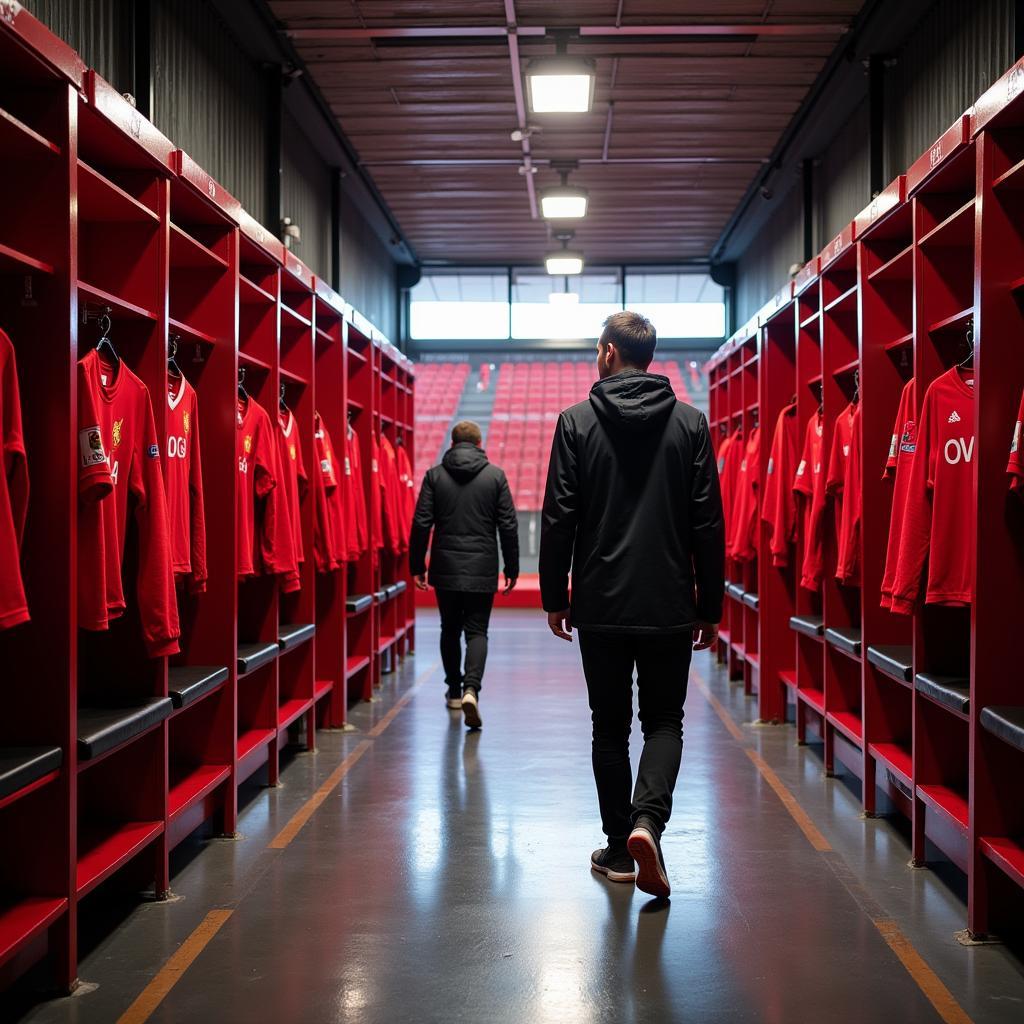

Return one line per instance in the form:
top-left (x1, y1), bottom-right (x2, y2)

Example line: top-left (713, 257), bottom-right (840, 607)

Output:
top-left (413, 362), bottom-right (470, 481)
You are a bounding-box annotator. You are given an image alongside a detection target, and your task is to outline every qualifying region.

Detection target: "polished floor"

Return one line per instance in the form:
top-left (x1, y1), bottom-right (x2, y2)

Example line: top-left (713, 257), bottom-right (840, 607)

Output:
top-left (14, 610), bottom-right (1024, 1023)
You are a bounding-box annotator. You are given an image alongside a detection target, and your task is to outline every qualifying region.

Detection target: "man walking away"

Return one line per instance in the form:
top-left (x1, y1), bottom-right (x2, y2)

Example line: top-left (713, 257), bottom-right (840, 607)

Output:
top-left (539, 312), bottom-right (725, 899)
top-left (410, 420), bottom-right (519, 729)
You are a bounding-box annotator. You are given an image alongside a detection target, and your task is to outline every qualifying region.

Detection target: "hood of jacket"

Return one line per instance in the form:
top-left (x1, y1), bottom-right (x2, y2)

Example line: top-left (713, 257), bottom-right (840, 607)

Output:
top-left (589, 369), bottom-right (677, 436)
top-left (442, 442), bottom-right (490, 482)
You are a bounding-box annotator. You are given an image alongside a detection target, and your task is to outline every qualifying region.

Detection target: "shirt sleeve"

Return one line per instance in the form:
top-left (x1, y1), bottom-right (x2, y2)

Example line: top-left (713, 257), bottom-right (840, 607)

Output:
top-left (1008, 388), bottom-right (1024, 495)
top-left (187, 392), bottom-right (208, 594)
top-left (2, 337), bottom-right (28, 548)
top-left (130, 390), bottom-right (181, 657)
top-left (78, 360), bottom-right (113, 502)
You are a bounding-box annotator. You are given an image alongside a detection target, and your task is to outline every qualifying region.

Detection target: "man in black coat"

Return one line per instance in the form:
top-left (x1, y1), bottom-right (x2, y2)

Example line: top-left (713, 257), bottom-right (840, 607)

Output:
top-left (539, 312), bottom-right (725, 899)
top-left (409, 420), bottom-right (519, 729)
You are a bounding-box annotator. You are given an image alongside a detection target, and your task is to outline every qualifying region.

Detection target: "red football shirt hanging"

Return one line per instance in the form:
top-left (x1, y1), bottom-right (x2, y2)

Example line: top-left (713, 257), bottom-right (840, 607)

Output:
top-left (762, 402), bottom-right (798, 567)
top-left (378, 433), bottom-right (404, 556)
top-left (728, 426), bottom-right (760, 562)
top-left (794, 409), bottom-right (825, 591)
top-left (313, 412), bottom-right (346, 572)
top-left (826, 402), bottom-right (856, 580)
top-left (880, 379), bottom-right (916, 610)
top-left (835, 403), bottom-right (862, 585)
top-left (396, 441), bottom-right (416, 540)
top-left (77, 350), bottom-right (180, 657)
top-left (719, 427), bottom-right (744, 545)
top-left (1008, 387), bottom-right (1024, 495)
top-left (345, 423), bottom-right (368, 561)
top-left (890, 368), bottom-right (975, 613)
top-left (369, 431), bottom-right (384, 555)
top-left (165, 374), bottom-right (207, 594)
top-left (276, 409), bottom-right (306, 593)
top-left (0, 328), bottom-right (29, 629)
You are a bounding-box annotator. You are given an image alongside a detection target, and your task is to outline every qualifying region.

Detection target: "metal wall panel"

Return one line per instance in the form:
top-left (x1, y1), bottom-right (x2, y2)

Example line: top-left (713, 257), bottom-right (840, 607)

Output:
top-left (735, 182), bottom-right (803, 325)
top-left (150, 0), bottom-right (266, 219)
top-left (339, 189), bottom-right (399, 341)
top-left (818, 98), bottom-right (870, 244)
top-left (281, 113), bottom-right (331, 283)
top-left (885, 0), bottom-right (1014, 178)
top-left (27, 0), bottom-right (131, 88)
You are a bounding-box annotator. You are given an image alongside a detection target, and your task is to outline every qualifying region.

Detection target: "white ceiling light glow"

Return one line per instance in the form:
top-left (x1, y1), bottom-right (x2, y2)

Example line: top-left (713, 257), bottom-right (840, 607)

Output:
top-left (526, 57), bottom-right (596, 114)
top-left (540, 186), bottom-right (589, 219)
top-left (545, 251), bottom-right (584, 276)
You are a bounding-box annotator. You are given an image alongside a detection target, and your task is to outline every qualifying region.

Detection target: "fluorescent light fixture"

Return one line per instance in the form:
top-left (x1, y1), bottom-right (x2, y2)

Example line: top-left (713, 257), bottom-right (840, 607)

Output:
top-left (540, 186), bottom-right (589, 219)
top-left (545, 251), bottom-right (584, 276)
top-left (526, 57), bottom-right (596, 114)
top-left (548, 291), bottom-right (580, 306)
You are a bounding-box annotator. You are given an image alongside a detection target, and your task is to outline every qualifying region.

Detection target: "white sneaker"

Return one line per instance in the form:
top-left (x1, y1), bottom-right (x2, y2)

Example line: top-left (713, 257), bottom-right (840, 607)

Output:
top-left (461, 688), bottom-right (482, 729)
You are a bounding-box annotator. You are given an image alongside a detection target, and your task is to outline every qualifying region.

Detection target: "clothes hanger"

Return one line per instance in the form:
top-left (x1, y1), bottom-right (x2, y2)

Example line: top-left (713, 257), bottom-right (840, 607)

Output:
top-left (167, 335), bottom-right (183, 379)
top-left (279, 382), bottom-right (289, 414)
top-left (90, 306), bottom-right (119, 370)
top-left (238, 366), bottom-right (248, 401)
top-left (957, 318), bottom-right (975, 371)
top-left (852, 369), bottom-right (860, 405)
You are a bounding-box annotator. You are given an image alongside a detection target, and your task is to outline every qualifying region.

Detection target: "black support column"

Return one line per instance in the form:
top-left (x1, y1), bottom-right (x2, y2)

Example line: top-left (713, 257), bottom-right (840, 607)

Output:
top-left (130, 0), bottom-right (153, 119)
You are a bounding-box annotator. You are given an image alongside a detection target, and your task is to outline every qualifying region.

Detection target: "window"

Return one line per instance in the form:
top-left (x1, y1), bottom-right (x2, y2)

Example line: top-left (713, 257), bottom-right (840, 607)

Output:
top-left (625, 271), bottom-right (726, 338)
top-left (410, 272), bottom-right (509, 340)
top-left (511, 270), bottom-right (621, 340)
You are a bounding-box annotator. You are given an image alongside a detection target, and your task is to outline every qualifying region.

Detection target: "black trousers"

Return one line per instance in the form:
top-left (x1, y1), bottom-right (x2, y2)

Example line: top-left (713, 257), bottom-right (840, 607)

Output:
top-left (577, 629), bottom-right (693, 842)
top-left (436, 590), bottom-right (495, 693)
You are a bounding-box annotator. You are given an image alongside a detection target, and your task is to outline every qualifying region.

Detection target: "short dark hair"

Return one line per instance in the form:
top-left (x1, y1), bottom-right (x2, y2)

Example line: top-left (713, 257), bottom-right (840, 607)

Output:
top-left (600, 311), bottom-right (657, 368)
top-left (452, 420), bottom-right (482, 445)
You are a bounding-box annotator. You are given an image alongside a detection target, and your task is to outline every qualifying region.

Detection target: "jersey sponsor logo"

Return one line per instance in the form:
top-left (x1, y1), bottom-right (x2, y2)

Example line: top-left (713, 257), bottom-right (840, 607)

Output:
top-left (944, 436), bottom-right (975, 465)
top-left (1013, 421), bottom-right (1021, 455)
top-left (183, 411), bottom-right (190, 435)
top-left (796, 459), bottom-right (807, 477)
top-left (79, 425), bottom-right (107, 467)
top-left (147, 444), bottom-right (159, 459)
top-left (843, 444), bottom-right (850, 457)
top-left (238, 456), bottom-right (248, 474)
top-left (320, 458), bottom-right (332, 474)
top-left (900, 420), bottom-right (916, 454)
top-left (289, 443), bottom-right (297, 461)
top-left (243, 434), bottom-right (253, 455)
top-left (948, 410), bottom-right (961, 424)
top-left (168, 436), bottom-right (188, 459)
top-left (112, 418), bottom-right (124, 448)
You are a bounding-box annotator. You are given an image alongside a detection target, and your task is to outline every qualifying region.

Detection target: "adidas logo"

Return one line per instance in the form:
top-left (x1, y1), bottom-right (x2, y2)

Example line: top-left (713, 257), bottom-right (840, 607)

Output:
top-left (948, 410), bottom-right (961, 424)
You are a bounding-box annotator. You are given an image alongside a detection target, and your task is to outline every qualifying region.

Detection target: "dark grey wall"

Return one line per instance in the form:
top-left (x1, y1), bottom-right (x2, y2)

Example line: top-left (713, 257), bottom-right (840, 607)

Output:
top-left (25, 0), bottom-right (398, 339)
top-left (734, 0), bottom-right (1015, 324)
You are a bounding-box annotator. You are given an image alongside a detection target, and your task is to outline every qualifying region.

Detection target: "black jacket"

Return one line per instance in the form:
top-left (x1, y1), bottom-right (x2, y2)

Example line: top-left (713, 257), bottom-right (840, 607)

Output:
top-left (409, 443), bottom-right (520, 593)
top-left (539, 369), bottom-right (725, 632)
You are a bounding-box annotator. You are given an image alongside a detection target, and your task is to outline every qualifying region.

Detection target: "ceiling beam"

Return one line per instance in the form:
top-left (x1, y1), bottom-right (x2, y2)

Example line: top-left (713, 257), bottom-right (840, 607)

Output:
top-left (360, 156), bottom-right (767, 166)
top-left (504, 0), bottom-right (538, 219)
top-left (286, 24), bottom-right (849, 41)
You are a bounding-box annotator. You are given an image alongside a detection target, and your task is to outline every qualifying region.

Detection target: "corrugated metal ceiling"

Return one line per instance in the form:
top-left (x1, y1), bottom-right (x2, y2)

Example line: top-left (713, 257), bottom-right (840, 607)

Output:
top-left (269, 0), bottom-right (865, 265)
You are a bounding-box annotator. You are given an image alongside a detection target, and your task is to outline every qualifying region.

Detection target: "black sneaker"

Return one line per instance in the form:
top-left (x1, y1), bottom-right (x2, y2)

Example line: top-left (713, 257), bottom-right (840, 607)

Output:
top-left (445, 684), bottom-right (462, 710)
top-left (461, 687), bottom-right (482, 729)
top-left (590, 844), bottom-right (636, 883)
top-left (627, 816), bottom-right (670, 899)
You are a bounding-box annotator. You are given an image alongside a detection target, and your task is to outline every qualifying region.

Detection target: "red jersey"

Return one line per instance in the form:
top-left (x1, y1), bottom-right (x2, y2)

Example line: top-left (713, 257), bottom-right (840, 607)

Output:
top-left (826, 402), bottom-right (856, 580)
top-left (313, 413), bottom-right (346, 572)
top-left (345, 424), bottom-right (369, 560)
top-left (275, 409), bottom-right (306, 593)
top-left (165, 375), bottom-right (207, 594)
top-left (77, 350), bottom-right (180, 657)
top-left (396, 442), bottom-right (415, 540)
top-left (719, 428), bottom-right (744, 547)
top-left (891, 368), bottom-right (974, 613)
top-left (236, 396), bottom-right (291, 578)
top-left (834, 403), bottom-right (862, 585)
top-left (762, 403), bottom-right (798, 567)
top-left (728, 426), bottom-right (760, 562)
top-left (1008, 388), bottom-right (1024, 494)
top-left (378, 434), bottom-right (404, 556)
top-left (369, 431), bottom-right (384, 555)
top-left (794, 409), bottom-right (825, 591)
top-left (880, 379), bottom-right (916, 610)
top-left (0, 329), bottom-right (29, 629)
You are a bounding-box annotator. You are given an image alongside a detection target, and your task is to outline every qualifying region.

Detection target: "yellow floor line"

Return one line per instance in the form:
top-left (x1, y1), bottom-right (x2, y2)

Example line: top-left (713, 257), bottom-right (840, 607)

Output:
top-left (115, 910), bottom-right (232, 1024)
top-left (691, 665), bottom-right (975, 1024)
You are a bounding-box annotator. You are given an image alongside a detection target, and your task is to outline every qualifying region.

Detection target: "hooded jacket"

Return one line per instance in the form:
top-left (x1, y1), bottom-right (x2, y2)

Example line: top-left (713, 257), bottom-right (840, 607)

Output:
top-left (409, 442), bottom-right (519, 592)
top-left (539, 369), bottom-right (725, 632)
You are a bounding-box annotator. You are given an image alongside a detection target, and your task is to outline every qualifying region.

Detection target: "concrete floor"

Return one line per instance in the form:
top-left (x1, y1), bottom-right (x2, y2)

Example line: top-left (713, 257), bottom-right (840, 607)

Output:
top-left (10, 609), bottom-right (1024, 1023)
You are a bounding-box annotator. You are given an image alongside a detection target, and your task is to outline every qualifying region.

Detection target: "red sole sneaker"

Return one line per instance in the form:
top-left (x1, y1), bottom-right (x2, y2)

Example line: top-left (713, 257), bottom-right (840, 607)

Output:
top-left (627, 827), bottom-right (670, 899)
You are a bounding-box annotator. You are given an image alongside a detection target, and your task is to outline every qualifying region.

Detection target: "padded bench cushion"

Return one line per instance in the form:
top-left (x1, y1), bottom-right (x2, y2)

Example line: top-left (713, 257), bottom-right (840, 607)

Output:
top-left (789, 614), bottom-right (824, 639)
top-left (979, 706), bottom-right (1024, 753)
top-left (867, 645), bottom-right (913, 683)
top-left (346, 593), bottom-right (373, 615)
top-left (168, 666), bottom-right (229, 709)
top-left (279, 623), bottom-right (315, 650)
top-left (0, 746), bottom-right (62, 800)
top-left (915, 672), bottom-right (970, 715)
top-left (390, 580), bottom-right (407, 595)
top-left (742, 591), bottom-right (759, 610)
top-left (237, 641), bottom-right (279, 676)
top-left (78, 697), bottom-right (173, 761)
top-left (824, 627), bottom-right (862, 657)
top-left (374, 589), bottom-right (388, 603)
top-left (384, 583), bottom-right (400, 599)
